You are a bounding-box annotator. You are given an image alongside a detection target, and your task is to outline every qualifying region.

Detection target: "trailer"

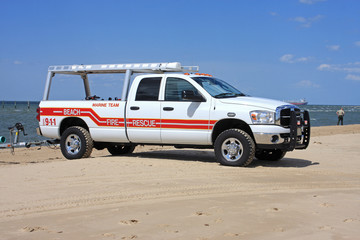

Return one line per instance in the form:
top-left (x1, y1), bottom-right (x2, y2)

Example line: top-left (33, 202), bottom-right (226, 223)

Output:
top-left (0, 123), bottom-right (57, 154)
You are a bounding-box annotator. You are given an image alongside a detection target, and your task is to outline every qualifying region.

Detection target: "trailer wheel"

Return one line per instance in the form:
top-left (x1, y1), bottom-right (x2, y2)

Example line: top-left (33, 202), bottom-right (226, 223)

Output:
top-left (60, 126), bottom-right (93, 159)
top-left (214, 129), bottom-right (255, 167)
top-left (255, 149), bottom-right (286, 161)
top-left (107, 144), bottom-right (136, 155)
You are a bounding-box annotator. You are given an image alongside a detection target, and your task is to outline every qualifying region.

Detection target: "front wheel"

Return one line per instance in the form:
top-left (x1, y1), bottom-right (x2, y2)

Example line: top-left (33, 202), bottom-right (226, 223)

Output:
top-left (255, 149), bottom-right (286, 161)
top-left (214, 129), bottom-right (255, 167)
top-left (60, 126), bottom-right (93, 159)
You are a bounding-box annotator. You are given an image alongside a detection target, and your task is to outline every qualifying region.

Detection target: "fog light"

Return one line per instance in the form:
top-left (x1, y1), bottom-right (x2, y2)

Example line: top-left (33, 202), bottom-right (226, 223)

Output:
top-left (271, 135), bottom-right (279, 143)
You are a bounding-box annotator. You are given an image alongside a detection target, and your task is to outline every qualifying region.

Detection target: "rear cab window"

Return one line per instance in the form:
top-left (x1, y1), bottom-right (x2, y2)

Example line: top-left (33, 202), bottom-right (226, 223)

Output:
top-left (135, 77), bottom-right (162, 101)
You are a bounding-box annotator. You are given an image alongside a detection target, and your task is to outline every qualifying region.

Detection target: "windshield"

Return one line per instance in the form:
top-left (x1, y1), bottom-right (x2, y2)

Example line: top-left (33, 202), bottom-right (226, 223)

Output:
top-left (192, 77), bottom-right (245, 98)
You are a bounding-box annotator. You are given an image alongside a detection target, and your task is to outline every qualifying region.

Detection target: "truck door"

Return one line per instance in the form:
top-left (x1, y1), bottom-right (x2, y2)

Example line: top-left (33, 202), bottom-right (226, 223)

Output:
top-left (126, 76), bottom-right (162, 143)
top-left (161, 77), bottom-right (212, 145)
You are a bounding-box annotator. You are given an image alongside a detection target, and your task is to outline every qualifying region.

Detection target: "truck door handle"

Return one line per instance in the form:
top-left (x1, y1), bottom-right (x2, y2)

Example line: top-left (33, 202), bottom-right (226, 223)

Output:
top-left (130, 106), bottom-right (140, 110)
top-left (163, 107), bottom-right (174, 111)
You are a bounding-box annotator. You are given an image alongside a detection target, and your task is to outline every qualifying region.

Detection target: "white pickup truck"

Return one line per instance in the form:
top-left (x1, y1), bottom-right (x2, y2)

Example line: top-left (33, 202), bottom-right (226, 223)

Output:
top-left (37, 62), bottom-right (310, 167)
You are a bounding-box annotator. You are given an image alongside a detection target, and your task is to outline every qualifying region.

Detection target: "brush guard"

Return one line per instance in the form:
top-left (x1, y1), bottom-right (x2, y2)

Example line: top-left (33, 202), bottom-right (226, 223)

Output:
top-left (288, 109), bottom-right (311, 151)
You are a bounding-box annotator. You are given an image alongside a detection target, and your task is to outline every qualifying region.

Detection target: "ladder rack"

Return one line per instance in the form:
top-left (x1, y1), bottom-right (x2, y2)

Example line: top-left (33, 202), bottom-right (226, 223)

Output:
top-left (48, 62), bottom-right (199, 74)
top-left (43, 62), bottom-right (199, 101)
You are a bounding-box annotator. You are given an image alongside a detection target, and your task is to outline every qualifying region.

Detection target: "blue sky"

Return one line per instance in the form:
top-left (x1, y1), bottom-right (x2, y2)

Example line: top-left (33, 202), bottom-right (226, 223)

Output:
top-left (1, 0), bottom-right (360, 105)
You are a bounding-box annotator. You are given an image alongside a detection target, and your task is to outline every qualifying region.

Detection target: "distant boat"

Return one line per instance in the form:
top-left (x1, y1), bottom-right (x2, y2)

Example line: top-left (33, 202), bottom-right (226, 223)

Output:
top-left (286, 98), bottom-right (308, 105)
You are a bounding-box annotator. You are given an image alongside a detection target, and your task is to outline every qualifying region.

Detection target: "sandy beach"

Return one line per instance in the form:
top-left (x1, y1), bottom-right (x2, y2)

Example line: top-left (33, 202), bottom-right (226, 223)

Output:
top-left (0, 125), bottom-right (359, 240)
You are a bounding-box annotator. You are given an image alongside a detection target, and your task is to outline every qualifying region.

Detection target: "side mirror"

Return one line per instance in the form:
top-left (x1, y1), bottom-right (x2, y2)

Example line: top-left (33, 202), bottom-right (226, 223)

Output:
top-left (182, 90), bottom-right (205, 102)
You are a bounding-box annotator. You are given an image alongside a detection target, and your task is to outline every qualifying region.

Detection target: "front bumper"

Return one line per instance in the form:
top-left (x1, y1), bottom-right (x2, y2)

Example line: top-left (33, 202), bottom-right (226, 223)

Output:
top-left (251, 110), bottom-right (310, 151)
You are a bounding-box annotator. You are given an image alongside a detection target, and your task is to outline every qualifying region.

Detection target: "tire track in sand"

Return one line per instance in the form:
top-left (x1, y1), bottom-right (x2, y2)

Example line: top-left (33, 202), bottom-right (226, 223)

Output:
top-left (1, 180), bottom-right (359, 219)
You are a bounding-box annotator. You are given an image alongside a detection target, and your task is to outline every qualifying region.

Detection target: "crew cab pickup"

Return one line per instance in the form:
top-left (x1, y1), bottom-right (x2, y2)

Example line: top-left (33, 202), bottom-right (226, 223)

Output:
top-left (37, 62), bottom-right (310, 166)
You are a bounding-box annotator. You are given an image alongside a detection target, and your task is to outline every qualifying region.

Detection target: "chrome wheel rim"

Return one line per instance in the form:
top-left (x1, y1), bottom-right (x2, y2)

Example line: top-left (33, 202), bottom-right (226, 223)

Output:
top-left (221, 137), bottom-right (243, 162)
top-left (65, 134), bottom-right (81, 155)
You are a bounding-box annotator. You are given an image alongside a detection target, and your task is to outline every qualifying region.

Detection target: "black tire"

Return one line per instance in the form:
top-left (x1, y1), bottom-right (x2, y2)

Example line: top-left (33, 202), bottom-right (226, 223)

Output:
top-left (60, 126), bottom-right (93, 159)
top-left (255, 149), bottom-right (286, 161)
top-left (214, 129), bottom-right (255, 167)
top-left (107, 144), bottom-right (136, 155)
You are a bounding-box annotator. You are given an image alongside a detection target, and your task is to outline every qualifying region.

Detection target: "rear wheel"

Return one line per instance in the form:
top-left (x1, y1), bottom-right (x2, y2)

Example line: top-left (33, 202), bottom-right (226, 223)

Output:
top-left (255, 149), bottom-right (286, 161)
top-left (107, 144), bottom-right (136, 155)
top-left (214, 129), bottom-right (255, 167)
top-left (60, 126), bottom-right (93, 159)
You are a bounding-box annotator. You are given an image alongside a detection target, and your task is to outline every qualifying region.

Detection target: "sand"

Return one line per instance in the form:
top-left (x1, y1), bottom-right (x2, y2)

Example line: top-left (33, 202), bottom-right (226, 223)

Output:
top-left (0, 124), bottom-right (359, 240)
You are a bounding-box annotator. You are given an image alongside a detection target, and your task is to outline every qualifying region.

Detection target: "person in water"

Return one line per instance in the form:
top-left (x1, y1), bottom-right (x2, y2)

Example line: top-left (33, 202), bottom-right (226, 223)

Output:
top-left (336, 107), bottom-right (345, 125)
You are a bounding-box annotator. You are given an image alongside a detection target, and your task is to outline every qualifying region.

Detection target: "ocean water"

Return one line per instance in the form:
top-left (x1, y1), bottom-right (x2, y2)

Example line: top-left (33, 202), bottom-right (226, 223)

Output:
top-left (299, 105), bottom-right (360, 127)
top-left (0, 101), bottom-right (45, 144)
top-left (0, 101), bottom-right (359, 143)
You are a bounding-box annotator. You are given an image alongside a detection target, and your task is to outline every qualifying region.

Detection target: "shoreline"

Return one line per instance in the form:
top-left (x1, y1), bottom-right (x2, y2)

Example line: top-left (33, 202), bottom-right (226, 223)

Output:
top-left (311, 124), bottom-right (360, 136)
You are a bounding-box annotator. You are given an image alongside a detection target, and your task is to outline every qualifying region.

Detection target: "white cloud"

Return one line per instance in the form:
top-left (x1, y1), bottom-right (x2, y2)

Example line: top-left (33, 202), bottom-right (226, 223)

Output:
top-left (269, 12), bottom-right (278, 16)
top-left (354, 41), bottom-right (360, 47)
top-left (296, 80), bottom-right (320, 88)
top-left (317, 64), bottom-right (331, 71)
top-left (297, 57), bottom-right (310, 62)
top-left (299, 0), bottom-right (326, 4)
top-left (345, 74), bottom-right (360, 81)
top-left (293, 17), bottom-right (307, 23)
top-left (280, 54), bottom-right (311, 63)
top-left (327, 45), bottom-right (340, 51)
top-left (280, 54), bottom-right (294, 63)
top-left (318, 63), bottom-right (360, 81)
top-left (13, 60), bottom-right (22, 65)
top-left (291, 15), bottom-right (323, 28)
top-left (317, 62), bottom-right (360, 73)
top-left (317, 61), bottom-right (360, 83)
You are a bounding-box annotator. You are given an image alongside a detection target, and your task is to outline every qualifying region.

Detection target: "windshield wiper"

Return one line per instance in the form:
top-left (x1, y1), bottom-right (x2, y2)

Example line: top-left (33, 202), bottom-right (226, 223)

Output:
top-left (214, 93), bottom-right (245, 98)
top-left (214, 93), bottom-right (234, 98)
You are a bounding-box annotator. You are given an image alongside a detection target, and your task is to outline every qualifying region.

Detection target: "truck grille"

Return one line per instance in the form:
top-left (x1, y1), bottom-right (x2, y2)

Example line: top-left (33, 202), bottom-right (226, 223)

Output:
top-left (276, 106), bottom-right (301, 128)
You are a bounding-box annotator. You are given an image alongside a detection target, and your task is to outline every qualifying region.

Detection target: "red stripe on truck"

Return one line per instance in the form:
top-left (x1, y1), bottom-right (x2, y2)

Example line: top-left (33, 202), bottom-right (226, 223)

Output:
top-left (40, 108), bottom-right (216, 130)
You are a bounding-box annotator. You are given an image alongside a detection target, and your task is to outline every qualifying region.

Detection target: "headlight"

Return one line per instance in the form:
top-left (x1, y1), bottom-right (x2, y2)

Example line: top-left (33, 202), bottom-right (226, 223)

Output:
top-left (250, 110), bottom-right (275, 124)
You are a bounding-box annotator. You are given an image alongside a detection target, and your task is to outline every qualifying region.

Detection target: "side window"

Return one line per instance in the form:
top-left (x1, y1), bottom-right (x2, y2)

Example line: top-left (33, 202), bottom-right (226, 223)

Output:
top-left (135, 77), bottom-right (161, 101)
top-left (165, 77), bottom-right (201, 101)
